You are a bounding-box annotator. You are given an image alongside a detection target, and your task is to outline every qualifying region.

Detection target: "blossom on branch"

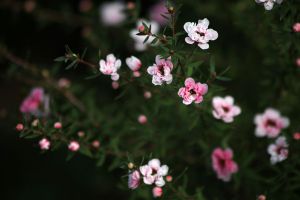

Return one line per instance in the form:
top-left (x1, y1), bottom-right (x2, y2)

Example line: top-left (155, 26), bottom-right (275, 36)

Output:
top-left (267, 136), bottom-right (288, 164)
top-left (178, 78), bottom-right (208, 105)
top-left (183, 18), bottom-right (218, 50)
top-left (99, 54), bottom-right (122, 81)
top-left (255, 0), bottom-right (283, 11)
top-left (212, 96), bottom-right (241, 123)
top-left (147, 55), bottom-right (173, 85)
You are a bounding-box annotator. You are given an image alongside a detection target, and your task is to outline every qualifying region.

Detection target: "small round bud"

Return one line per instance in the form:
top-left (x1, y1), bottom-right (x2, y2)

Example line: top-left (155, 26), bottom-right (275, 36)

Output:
top-left (39, 138), bottom-right (51, 150)
top-left (169, 50), bottom-right (175, 55)
top-left (257, 195), bottom-right (266, 200)
top-left (31, 119), bottom-right (39, 127)
top-left (16, 123), bottom-right (24, 131)
top-left (24, 0), bottom-right (36, 13)
top-left (77, 131), bottom-right (85, 137)
top-left (293, 22), bottom-right (300, 33)
top-left (54, 122), bottom-right (62, 129)
top-left (68, 141), bottom-right (80, 152)
top-left (166, 175), bottom-right (173, 182)
top-left (168, 6), bottom-right (174, 14)
top-left (128, 162), bottom-right (134, 169)
top-left (296, 58), bottom-right (300, 67)
top-left (138, 25), bottom-right (145, 33)
top-left (127, 2), bottom-right (135, 10)
top-left (144, 91), bottom-right (152, 99)
top-left (112, 81), bottom-right (119, 89)
top-left (138, 115), bottom-right (147, 124)
top-left (92, 140), bottom-right (100, 148)
top-left (133, 71), bottom-right (141, 77)
top-left (152, 187), bottom-right (163, 198)
top-left (293, 133), bottom-right (300, 140)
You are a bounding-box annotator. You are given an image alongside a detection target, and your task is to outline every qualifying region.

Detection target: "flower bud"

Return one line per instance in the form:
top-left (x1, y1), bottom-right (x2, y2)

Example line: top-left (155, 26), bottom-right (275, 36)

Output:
top-left (144, 91), bottom-right (152, 99)
top-left (127, 2), bottom-right (135, 10)
top-left (112, 81), bottom-right (120, 89)
top-left (16, 123), bottom-right (24, 131)
top-left (31, 119), bottom-right (39, 127)
top-left (77, 131), bottom-right (85, 137)
top-left (257, 195), bottom-right (266, 200)
top-left (293, 133), bottom-right (300, 140)
top-left (293, 22), bottom-right (300, 33)
top-left (166, 175), bottom-right (173, 182)
top-left (138, 115), bottom-right (147, 124)
top-left (39, 138), bottom-right (51, 150)
top-left (68, 141), bottom-right (80, 152)
top-left (54, 122), bottom-right (62, 129)
top-left (92, 140), bottom-right (100, 148)
top-left (152, 187), bottom-right (163, 198)
top-left (128, 162), bottom-right (134, 169)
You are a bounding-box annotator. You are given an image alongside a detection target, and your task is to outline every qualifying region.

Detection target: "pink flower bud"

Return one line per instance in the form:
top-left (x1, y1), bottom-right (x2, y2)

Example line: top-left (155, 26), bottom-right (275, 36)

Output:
top-left (24, 0), bottom-right (36, 13)
top-left (127, 2), bottom-right (135, 10)
top-left (166, 175), bottom-right (173, 182)
top-left (31, 119), bottom-right (39, 127)
top-left (77, 131), bottom-right (85, 137)
top-left (92, 140), bottom-right (100, 148)
top-left (293, 23), bottom-right (300, 33)
top-left (54, 122), bottom-right (62, 129)
top-left (58, 78), bottom-right (71, 89)
top-left (296, 58), bottom-right (300, 67)
top-left (257, 195), bottom-right (266, 200)
top-left (39, 138), bottom-right (51, 150)
top-left (138, 115), bottom-right (147, 124)
top-left (138, 25), bottom-right (145, 32)
top-left (152, 187), bottom-right (163, 198)
top-left (68, 141), bottom-right (80, 152)
top-left (112, 81), bottom-right (120, 89)
top-left (144, 91), bottom-right (152, 99)
top-left (79, 0), bottom-right (93, 13)
top-left (293, 133), bottom-right (300, 140)
top-left (16, 123), bottom-right (24, 131)
top-left (133, 71), bottom-right (141, 77)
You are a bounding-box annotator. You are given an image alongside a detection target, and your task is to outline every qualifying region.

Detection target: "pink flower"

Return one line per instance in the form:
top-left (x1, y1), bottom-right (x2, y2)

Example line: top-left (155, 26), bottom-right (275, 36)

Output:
top-left (293, 23), bottom-right (300, 32)
top-left (254, 108), bottom-right (289, 138)
top-left (152, 187), bottom-right (163, 198)
top-left (149, 1), bottom-right (168, 25)
top-left (20, 88), bottom-right (44, 114)
top-left (212, 96), bottom-right (241, 123)
top-left (166, 175), bottom-right (172, 182)
top-left (184, 18), bottom-right (218, 50)
top-left (54, 122), bottom-right (62, 129)
top-left (138, 115), bottom-right (147, 124)
top-left (178, 78), bottom-right (208, 105)
top-left (128, 170), bottom-right (140, 189)
top-left (144, 91), bottom-right (152, 99)
top-left (255, 0), bottom-right (283, 11)
top-left (99, 2), bottom-right (126, 26)
top-left (112, 81), bottom-right (120, 89)
top-left (267, 136), bottom-right (288, 164)
top-left (211, 148), bottom-right (238, 182)
top-left (147, 55), bottom-right (173, 85)
top-left (39, 138), bottom-right (50, 150)
top-left (68, 141), bottom-right (80, 152)
top-left (126, 56), bottom-right (142, 71)
top-left (258, 195), bottom-right (266, 200)
top-left (99, 54), bottom-right (122, 81)
top-left (16, 123), bottom-right (24, 131)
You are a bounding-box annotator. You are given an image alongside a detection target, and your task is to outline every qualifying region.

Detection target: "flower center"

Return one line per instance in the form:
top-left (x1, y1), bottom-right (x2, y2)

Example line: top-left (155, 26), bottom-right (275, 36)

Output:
top-left (197, 31), bottom-right (205, 37)
top-left (265, 119), bottom-right (276, 128)
top-left (222, 106), bottom-right (230, 113)
top-left (190, 89), bottom-right (196, 95)
top-left (158, 65), bottom-right (165, 76)
top-left (218, 158), bottom-right (226, 168)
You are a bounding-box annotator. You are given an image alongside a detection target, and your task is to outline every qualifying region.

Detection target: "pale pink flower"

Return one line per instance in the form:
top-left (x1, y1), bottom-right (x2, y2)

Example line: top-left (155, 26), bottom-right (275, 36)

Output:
top-left (147, 55), bottom-right (173, 85)
top-left (20, 88), bottom-right (44, 114)
top-left (293, 23), bottom-right (300, 32)
top-left (296, 58), bottom-right (300, 67)
top-left (144, 91), bottom-right (152, 99)
top-left (16, 123), bottom-right (24, 131)
top-left (139, 159), bottom-right (169, 187)
top-left (255, 0), bottom-right (283, 11)
top-left (39, 138), bottom-right (50, 150)
top-left (128, 170), bottom-right (141, 189)
top-left (138, 115), bottom-right (147, 124)
top-left (211, 148), bottom-right (238, 182)
top-left (68, 141), bottom-right (80, 152)
top-left (149, 1), bottom-right (168, 25)
top-left (212, 96), bottom-right (241, 123)
top-left (99, 54), bottom-right (122, 81)
top-left (54, 122), bottom-right (62, 129)
top-left (267, 136), bottom-right (288, 164)
top-left (130, 20), bottom-right (160, 51)
top-left (112, 81), bottom-right (120, 89)
top-left (184, 18), bottom-right (218, 50)
top-left (178, 78), bottom-right (208, 105)
top-left (152, 187), bottom-right (163, 198)
top-left (99, 2), bottom-right (126, 26)
top-left (126, 56), bottom-right (142, 71)
top-left (254, 108), bottom-right (289, 138)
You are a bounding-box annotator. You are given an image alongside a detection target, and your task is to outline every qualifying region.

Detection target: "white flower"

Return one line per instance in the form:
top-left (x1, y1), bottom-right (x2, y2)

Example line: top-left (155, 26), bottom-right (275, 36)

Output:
top-left (126, 56), bottom-right (142, 71)
top-left (212, 96), bottom-right (241, 123)
top-left (99, 2), bottom-right (126, 26)
top-left (99, 54), bottom-right (121, 81)
top-left (130, 19), bottom-right (160, 51)
top-left (267, 136), bottom-right (288, 164)
top-left (255, 0), bottom-right (283, 11)
top-left (139, 158), bottom-right (169, 187)
top-left (183, 18), bottom-right (218, 50)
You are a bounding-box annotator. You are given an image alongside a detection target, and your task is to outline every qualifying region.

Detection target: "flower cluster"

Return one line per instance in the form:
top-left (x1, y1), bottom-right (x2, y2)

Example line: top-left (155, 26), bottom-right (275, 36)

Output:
top-left (211, 148), bottom-right (239, 182)
top-left (184, 18), bottom-right (218, 50)
top-left (212, 96), bottom-right (241, 123)
top-left (177, 78), bottom-right (208, 105)
top-left (128, 158), bottom-right (170, 198)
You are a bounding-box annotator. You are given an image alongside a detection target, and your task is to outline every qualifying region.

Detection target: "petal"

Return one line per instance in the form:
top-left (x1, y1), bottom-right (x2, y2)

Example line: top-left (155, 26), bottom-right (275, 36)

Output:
top-left (206, 29), bottom-right (218, 41)
top-left (158, 165), bottom-right (169, 176)
top-left (198, 18), bottom-right (209, 29)
top-left (148, 158), bottom-right (161, 170)
top-left (198, 43), bottom-right (209, 50)
top-left (185, 37), bottom-right (195, 44)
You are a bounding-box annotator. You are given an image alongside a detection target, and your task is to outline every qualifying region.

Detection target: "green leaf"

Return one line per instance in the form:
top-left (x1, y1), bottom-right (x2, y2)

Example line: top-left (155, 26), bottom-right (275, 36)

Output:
top-left (54, 56), bottom-right (65, 62)
top-left (209, 56), bottom-right (216, 74)
top-left (65, 59), bottom-right (78, 70)
top-left (143, 35), bottom-right (150, 44)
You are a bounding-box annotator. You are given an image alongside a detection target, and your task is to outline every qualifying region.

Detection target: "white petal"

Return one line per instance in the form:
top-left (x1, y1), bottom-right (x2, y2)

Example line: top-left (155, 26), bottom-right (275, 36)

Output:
top-left (185, 37), bottom-right (195, 44)
top-left (198, 43), bottom-right (209, 50)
